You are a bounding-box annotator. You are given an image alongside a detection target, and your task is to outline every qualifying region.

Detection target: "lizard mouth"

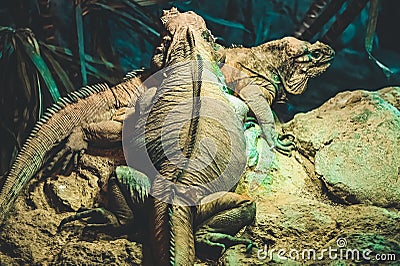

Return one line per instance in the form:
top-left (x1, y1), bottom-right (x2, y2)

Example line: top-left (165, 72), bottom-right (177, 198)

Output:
top-left (308, 60), bottom-right (332, 78)
top-left (316, 56), bottom-right (334, 69)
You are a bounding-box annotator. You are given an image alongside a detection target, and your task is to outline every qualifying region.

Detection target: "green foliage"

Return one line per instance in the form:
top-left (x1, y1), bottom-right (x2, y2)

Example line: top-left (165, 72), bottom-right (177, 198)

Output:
top-left (0, 0), bottom-right (160, 174)
top-left (0, 27), bottom-right (62, 173)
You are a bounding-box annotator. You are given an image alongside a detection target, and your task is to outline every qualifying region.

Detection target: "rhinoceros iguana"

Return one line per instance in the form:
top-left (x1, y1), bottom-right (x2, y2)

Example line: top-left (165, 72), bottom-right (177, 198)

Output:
top-left (125, 8), bottom-right (256, 265)
top-left (217, 37), bottom-right (335, 152)
top-left (0, 69), bottom-right (154, 223)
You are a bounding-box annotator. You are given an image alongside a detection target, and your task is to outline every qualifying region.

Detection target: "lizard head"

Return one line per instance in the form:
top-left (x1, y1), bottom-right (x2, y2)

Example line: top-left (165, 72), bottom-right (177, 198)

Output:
top-left (151, 8), bottom-right (217, 68)
top-left (270, 37), bottom-right (335, 95)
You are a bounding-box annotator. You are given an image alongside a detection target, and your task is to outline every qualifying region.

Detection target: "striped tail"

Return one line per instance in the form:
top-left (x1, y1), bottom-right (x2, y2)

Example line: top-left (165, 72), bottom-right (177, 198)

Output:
top-left (149, 197), bottom-right (195, 265)
top-left (0, 83), bottom-right (110, 223)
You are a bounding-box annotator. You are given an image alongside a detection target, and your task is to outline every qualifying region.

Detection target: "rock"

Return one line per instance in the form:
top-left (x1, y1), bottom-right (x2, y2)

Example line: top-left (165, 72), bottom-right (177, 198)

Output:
top-left (0, 196), bottom-right (65, 264)
top-left (44, 172), bottom-right (99, 212)
top-left (284, 87), bottom-right (400, 208)
top-left (377, 86), bottom-right (400, 110)
top-left (221, 88), bottom-right (400, 264)
top-left (55, 239), bottom-right (142, 265)
top-left (221, 114), bottom-right (400, 265)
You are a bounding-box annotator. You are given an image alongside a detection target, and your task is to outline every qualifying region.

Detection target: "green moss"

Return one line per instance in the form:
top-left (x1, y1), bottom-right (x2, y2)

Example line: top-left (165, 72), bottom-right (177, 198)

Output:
top-left (351, 108), bottom-right (373, 123)
top-left (261, 173), bottom-right (273, 187)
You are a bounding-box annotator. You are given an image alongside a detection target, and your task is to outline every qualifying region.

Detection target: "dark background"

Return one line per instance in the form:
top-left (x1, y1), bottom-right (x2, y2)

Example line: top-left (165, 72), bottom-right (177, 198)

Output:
top-left (2, 0), bottom-right (399, 106)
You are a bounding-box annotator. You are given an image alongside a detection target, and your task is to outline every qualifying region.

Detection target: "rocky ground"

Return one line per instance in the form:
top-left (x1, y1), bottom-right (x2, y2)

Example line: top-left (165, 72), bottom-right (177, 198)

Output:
top-left (0, 87), bottom-right (399, 265)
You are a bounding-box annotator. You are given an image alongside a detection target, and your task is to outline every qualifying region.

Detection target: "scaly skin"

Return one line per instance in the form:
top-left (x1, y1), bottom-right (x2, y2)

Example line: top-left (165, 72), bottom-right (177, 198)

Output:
top-left (0, 73), bottom-right (150, 223)
top-left (132, 9), bottom-right (253, 265)
top-left (217, 37), bottom-right (335, 152)
top-left (57, 8), bottom-right (255, 265)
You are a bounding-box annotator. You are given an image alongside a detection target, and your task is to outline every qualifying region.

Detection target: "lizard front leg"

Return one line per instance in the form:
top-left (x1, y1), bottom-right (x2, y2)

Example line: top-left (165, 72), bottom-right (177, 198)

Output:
top-left (239, 84), bottom-right (295, 155)
top-left (194, 192), bottom-right (256, 261)
top-left (44, 126), bottom-right (88, 175)
top-left (44, 108), bottom-right (133, 176)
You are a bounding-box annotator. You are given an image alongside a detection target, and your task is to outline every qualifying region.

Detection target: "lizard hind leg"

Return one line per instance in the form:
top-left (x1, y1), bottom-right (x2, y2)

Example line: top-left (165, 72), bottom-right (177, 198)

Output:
top-left (57, 166), bottom-right (151, 237)
top-left (194, 192), bottom-right (256, 261)
top-left (57, 207), bottom-right (120, 233)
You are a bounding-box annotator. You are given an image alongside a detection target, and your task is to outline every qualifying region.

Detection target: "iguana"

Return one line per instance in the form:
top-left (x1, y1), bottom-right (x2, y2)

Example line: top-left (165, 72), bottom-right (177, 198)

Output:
top-left (0, 12), bottom-right (243, 227)
top-left (128, 9), bottom-right (255, 265)
top-left (59, 8), bottom-right (257, 264)
top-left (216, 36), bottom-right (335, 152)
top-left (1, 7), bottom-right (255, 264)
top-left (0, 63), bottom-right (153, 223)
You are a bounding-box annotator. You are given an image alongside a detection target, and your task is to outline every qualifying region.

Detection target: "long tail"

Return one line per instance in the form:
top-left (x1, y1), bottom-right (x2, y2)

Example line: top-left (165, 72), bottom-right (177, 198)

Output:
top-left (0, 83), bottom-right (113, 223)
top-left (148, 197), bottom-right (194, 266)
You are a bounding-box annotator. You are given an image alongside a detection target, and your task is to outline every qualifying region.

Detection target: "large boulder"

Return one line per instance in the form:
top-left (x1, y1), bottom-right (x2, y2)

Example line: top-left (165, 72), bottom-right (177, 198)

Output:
top-left (284, 87), bottom-right (400, 208)
top-left (221, 87), bottom-right (400, 265)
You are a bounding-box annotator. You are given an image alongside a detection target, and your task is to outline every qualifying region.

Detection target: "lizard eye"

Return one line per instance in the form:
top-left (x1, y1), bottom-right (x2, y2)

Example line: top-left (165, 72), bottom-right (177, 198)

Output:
top-left (310, 50), bottom-right (322, 60)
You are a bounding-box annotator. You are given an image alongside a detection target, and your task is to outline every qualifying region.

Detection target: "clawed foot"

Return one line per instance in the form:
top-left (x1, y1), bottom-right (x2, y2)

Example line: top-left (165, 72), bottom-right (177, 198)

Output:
top-left (45, 128), bottom-right (87, 175)
top-left (248, 118), bottom-right (296, 157)
top-left (57, 207), bottom-right (119, 233)
top-left (196, 232), bottom-right (253, 260)
top-left (274, 132), bottom-right (296, 156)
top-left (264, 131), bottom-right (296, 157)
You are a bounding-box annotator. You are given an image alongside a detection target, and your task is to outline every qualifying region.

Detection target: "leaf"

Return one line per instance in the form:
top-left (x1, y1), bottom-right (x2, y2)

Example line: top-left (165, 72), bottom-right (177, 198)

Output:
top-left (36, 72), bottom-right (44, 118)
top-left (15, 48), bottom-right (33, 101)
top-left (119, 0), bottom-right (162, 31)
top-left (42, 43), bottom-right (120, 82)
top-left (92, 1), bottom-right (160, 39)
top-left (0, 26), bottom-right (14, 33)
top-left (16, 33), bottom-right (61, 102)
top-left (75, 2), bottom-right (87, 86)
top-left (85, 63), bottom-right (116, 83)
top-left (1, 32), bottom-right (16, 59)
top-left (42, 43), bottom-right (74, 57)
top-left (88, 14), bottom-right (121, 73)
top-left (41, 46), bottom-right (75, 92)
top-left (132, 0), bottom-right (160, 6)
top-left (365, 0), bottom-right (392, 79)
top-left (15, 44), bottom-right (39, 142)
